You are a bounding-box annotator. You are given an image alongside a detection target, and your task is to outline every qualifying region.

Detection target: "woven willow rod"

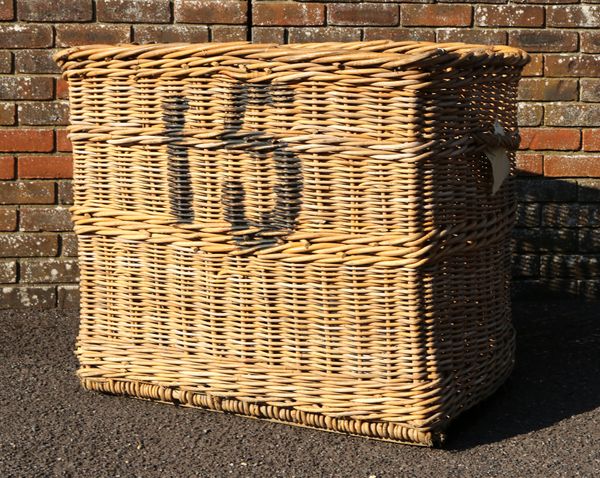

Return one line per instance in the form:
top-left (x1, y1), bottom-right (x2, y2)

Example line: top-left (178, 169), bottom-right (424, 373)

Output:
top-left (55, 41), bottom-right (528, 446)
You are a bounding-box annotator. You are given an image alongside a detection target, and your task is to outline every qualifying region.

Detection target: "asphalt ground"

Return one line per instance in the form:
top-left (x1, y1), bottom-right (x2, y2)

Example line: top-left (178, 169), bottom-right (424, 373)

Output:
top-left (1, 300), bottom-right (599, 477)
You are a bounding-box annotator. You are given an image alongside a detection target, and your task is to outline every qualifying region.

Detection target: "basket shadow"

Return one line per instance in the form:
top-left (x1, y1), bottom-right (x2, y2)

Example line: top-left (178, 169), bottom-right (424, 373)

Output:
top-left (447, 175), bottom-right (600, 449)
top-left (445, 298), bottom-right (600, 449)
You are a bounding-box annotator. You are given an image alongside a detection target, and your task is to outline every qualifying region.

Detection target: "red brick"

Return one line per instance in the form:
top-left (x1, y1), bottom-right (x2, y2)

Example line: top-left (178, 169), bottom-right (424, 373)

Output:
top-left (547, 5), bottom-right (600, 27)
top-left (18, 155), bottom-right (73, 179)
top-left (581, 79), bottom-right (600, 103)
top-left (580, 280), bottom-right (600, 300)
top-left (579, 229), bottom-right (600, 253)
top-left (403, 5), bottom-right (472, 27)
top-left (363, 28), bottom-right (435, 42)
top-left (581, 32), bottom-right (600, 54)
top-left (0, 233), bottom-right (58, 257)
top-left (509, 30), bottom-right (578, 53)
top-left (0, 50), bottom-right (11, 73)
top-left (0, 181), bottom-right (55, 204)
top-left (0, 76), bottom-right (53, 100)
top-left (329, 3), bottom-right (399, 26)
top-left (0, 24), bottom-right (52, 48)
top-left (546, 104), bottom-right (600, 127)
top-left (0, 0), bottom-right (13, 20)
top-left (14, 50), bottom-right (60, 74)
top-left (0, 103), bottom-right (15, 125)
top-left (522, 54), bottom-right (543, 77)
top-left (175, 0), bottom-right (247, 25)
top-left (513, 279), bottom-right (581, 300)
top-left (518, 103), bottom-right (543, 127)
top-left (0, 259), bottom-right (16, 283)
top-left (252, 27), bottom-right (285, 44)
top-left (58, 180), bottom-right (73, 204)
top-left (578, 179), bottom-right (600, 201)
top-left (476, 6), bottom-right (544, 27)
top-left (0, 156), bottom-right (14, 179)
top-left (0, 285), bottom-right (56, 308)
top-left (210, 26), bottom-right (247, 42)
top-left (56, 129), bottom-right (72, 152)
top-left (541, 255), bottom-right (600, 278)
top-left (545, 55), bottom-right (600, 77)
top-left (511, 0), bottom-right (578, 3)
top-left (17, 0), bottom-right (92, 21)
top-left (515, 203), bottom-right (539, 228)
top-left (0, 129), bottom-right (54, 152)
top-left (20, 206), bottom-right (73, 232)
top-left (60, 233), bottom-right (78, 256)
top-left (133, 25), bottom-right (209, 44)
top-left (436, 0), bottom-right (500, 2)
top-left (516, 153), bottom-right (543, 176)
top-left (56, 24), bottom-right (130, 47)
top-left (545, 155), bottom-right (600, 177)
top-left (21, 258), bottom-right (79, 283)
top-left (58, 285), bottom-right (79, 308)
top-left (518, 79), bottom-right (578, 101)
top-left (583, 129), bottom-right (600, 152)
top-left (98, 0), bottom-right (171, 23)
top-left (520, 128), bottom-right (581, 151)
top-left (515, 176), bottom-right (579, 202)
top-left (542, 205), bottom-right (600, 228)
top-left (437, 28), bottom-right (506, 45)
top-left (515, 202), bottom-right (541, 228)
top-left (254, 2), bottom-right (325, 26)
top-left (288, 27), bottom-right (361, 43)
top-left (0, 207), bottom-right (17, 231)
top-left (17, 102), bottom-right (69, 126)
top-left (541, 203), bottom-right (580, 227)
top-left (56, 79), bottom-right (69, 100)
top-left (513, 254), bottom-right (539, 278)
top-left (514, 226), bottom-right (578, 252)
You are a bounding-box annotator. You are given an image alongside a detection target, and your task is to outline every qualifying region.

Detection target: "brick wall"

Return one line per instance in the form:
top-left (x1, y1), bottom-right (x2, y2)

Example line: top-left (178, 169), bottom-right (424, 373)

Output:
top-left (0, 0), bottom-right (598, 308)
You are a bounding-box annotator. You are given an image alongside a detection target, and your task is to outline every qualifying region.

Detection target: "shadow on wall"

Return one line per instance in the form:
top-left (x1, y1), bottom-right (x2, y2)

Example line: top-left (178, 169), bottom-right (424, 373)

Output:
top-left (449, 173), bottom-right (600, 446)
top-left (512, 171), bottom-right (600, 301)
top-left (446, 299), bottom-right (600, 449)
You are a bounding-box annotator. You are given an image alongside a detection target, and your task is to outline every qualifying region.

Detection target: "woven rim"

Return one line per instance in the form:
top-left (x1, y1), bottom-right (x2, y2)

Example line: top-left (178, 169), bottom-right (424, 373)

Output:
top-left (54, 41), bottom-right (530, 80)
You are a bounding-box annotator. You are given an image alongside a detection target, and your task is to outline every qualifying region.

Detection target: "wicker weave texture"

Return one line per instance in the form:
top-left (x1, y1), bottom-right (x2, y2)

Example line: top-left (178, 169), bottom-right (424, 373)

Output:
top-left (55, 41), bottom-right (528, 446)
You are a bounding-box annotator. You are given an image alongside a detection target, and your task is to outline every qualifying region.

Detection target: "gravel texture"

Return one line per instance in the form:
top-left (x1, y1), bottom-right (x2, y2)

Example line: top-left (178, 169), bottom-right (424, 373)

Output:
top-left (1, 301), bottom-right (599, 477)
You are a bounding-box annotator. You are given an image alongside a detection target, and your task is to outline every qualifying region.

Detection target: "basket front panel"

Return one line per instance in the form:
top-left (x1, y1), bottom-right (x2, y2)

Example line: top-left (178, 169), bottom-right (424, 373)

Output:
top-left (77, 233), bottom-right (514, 429)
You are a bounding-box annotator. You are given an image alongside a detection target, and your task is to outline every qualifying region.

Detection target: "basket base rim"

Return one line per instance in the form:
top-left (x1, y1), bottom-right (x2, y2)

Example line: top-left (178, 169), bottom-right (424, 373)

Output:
top-left (79, 376), bottom-right (445, 447)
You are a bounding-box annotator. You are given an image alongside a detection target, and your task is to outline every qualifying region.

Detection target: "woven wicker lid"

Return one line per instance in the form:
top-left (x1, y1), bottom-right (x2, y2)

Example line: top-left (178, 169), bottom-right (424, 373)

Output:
top-left (54, 41), bottom-right (530, 79)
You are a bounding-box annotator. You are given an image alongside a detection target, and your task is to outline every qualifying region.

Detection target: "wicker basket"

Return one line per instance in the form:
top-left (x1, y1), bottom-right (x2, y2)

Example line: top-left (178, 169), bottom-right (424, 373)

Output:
top-left (55, 41), bottom-right (528, 446)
